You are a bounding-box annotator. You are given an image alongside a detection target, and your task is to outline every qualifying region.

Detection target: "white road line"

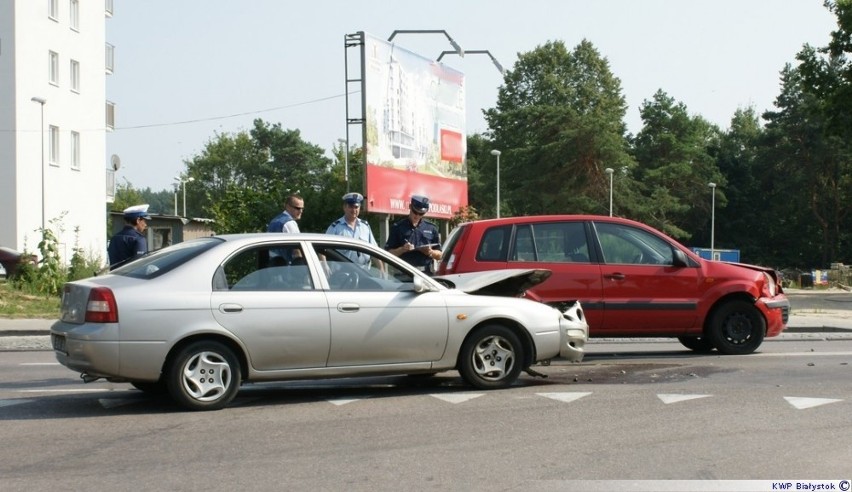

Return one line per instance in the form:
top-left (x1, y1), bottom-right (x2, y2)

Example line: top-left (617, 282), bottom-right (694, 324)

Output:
top-left (431, 393), bottom-right (484, 404)
top-left (16, 389), bottom-right (128, 393)
top-left (537, 392), bottom-right (592, 403)
top-left (658, 394), bottom-right (712, 404)
top-left (327, 398), bottom-right (361, 406)
top-left (784, 396), bottom-right (844, 409)
top-left (753, 351), bottom-right (852, 357)
top-left (20, 362), bottom-right (60, 366)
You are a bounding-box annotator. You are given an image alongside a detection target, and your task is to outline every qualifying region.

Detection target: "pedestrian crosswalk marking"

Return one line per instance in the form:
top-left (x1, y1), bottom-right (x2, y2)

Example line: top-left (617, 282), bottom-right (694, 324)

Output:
top-left (327, 398), bottom-right (362, 406)
top-left (784, 396), bottom-right (843, 409)
top-left (658, 394), bottom-right (712, 404)
top-left (431, 393), bottom-right (484, 404)
top-left (536, 392), bottom-right (592, 403)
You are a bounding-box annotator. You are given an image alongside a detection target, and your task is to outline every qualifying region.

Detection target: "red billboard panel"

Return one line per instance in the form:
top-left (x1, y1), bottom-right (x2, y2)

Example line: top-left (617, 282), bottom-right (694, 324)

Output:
top-left (440, 129), bottom-right (464, 163)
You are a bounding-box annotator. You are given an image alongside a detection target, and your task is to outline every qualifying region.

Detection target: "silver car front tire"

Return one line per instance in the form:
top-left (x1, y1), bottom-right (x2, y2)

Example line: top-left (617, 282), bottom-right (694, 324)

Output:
top-left (459, 325), bottom-right (523, 389)
top-left (167, 341), bottom-right (241, 411)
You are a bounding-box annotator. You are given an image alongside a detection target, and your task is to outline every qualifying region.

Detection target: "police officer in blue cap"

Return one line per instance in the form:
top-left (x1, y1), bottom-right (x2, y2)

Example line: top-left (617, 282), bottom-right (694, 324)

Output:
top-left (385, 195), bottom-right (442, 275)
top-left (107, 204), bottom-right (151, 270)
top-left (326, 192), bottom-right (379, 268)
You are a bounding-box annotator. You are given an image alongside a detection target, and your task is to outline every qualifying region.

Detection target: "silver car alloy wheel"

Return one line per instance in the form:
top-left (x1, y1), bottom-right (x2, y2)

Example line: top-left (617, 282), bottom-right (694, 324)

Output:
top-left (471, 335), bottom-right (516, 381)
top-left (181, 351), bottom-right (233, 402)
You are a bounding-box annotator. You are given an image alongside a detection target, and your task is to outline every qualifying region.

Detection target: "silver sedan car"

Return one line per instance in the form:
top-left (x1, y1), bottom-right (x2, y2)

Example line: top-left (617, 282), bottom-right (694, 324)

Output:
top-left (51, 234), bottom-right (588, 411)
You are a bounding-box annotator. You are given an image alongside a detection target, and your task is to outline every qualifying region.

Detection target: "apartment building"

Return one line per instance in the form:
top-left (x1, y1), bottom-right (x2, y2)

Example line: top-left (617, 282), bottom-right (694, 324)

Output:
top-left (0, 0), bottom-right (114, 264)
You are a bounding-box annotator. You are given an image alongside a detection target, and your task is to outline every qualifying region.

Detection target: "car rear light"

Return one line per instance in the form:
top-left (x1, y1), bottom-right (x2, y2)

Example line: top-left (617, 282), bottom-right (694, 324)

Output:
top-left (444, 253), bottom-right (457, 273)
top-left (441, 232), bottom-right (468, 274)
top-left (85, 287), bottom-right (118, 323)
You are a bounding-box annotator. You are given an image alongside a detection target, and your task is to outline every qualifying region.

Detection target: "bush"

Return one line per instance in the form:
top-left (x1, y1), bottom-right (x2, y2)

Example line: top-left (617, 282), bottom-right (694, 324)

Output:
top-left (67, 226), bottom-right (104, 281)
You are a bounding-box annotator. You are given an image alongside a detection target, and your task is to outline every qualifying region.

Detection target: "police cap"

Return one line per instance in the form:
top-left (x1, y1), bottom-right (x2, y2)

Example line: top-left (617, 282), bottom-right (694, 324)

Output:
top-left (123, 204), bottom-right (151, 220)
top-left (410, 195), bottom-right (430, 214)
top-left (342, 192), bottom-right (364, 205)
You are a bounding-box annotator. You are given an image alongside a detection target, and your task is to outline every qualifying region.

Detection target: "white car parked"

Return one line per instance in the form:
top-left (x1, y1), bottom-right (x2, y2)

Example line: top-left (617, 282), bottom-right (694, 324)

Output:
top-left (51, 234), bottom-right (588, 410)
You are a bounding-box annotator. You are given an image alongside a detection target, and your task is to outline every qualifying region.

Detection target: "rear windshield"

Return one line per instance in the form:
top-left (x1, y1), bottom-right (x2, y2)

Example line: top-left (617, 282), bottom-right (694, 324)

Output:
top-left (109, 237), bottom-right (224, 279)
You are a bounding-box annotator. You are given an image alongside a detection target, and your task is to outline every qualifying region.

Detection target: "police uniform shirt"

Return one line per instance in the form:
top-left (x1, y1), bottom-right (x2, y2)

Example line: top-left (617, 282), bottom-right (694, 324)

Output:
top-left (385, 217), bottom-right (441, 272)
top-left (326, 216), bottom-right (377, 267)
top-left (107, 226), bottom-right (148, 269)
top-left (267, 211), bottom-right (299, 233)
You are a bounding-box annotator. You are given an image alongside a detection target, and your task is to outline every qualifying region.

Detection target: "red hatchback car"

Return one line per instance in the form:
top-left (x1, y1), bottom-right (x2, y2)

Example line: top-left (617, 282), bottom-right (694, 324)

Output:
top-left (437, 215), bottom-right (790, 355)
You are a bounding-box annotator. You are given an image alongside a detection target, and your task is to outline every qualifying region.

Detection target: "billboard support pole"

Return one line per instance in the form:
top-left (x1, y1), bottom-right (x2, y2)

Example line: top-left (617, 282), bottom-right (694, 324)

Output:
top-left (344, 32), bottom-right (366, 193)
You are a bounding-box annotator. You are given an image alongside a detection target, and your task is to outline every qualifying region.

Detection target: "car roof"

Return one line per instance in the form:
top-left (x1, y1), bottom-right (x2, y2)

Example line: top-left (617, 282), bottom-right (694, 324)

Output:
top-left (457, 215), bottom-right (647, 228)
top-left (451, 214), bottom-right (693, 258)
top-left (211, 233), bottom-right (378, 248)
top-left (216, 232), bottom-right (362, 240)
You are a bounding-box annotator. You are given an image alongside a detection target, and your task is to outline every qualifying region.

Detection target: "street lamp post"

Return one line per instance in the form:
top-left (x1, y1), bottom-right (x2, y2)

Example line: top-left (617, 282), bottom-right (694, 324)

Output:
top-left (605, 168), bottom-right (614, 217)
top-left (437, 49), bottom-right (505, 75)
top-left (174, 176), bottom-right (195, 217)
top-left (172, 183), bottom-right (179, 215)
top-left (490, 149), bottom-right (501, 218)
top-left (709, 182), bottom-right (717, 260)
top-left (30, 97), bottom-right (47, 230)
top-left (388, 30), bottom-right (464, 57)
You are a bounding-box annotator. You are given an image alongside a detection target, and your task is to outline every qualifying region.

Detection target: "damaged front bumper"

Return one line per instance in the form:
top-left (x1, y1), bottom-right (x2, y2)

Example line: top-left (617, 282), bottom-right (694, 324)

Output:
top-left (558, 301), bottom-right (588, 362)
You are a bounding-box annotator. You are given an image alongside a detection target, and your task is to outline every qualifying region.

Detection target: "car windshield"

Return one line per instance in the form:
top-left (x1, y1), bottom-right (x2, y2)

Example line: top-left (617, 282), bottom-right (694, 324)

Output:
top-left (110, 237), bottom-right (224, 279)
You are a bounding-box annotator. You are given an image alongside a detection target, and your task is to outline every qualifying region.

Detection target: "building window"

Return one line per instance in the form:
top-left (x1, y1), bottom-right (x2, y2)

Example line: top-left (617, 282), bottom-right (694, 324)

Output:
top-left (70, 131), bottom-right (80, 170)
top-left (106, 169), bottom-right (116, 203)
top-left (49, 126), bottom-right (60, 165)
top-left (49, 51), bottom-right (59, 86)
top-left (105, 43), bottom-right (114, 74)
top-left (70, 0), bottom-right (79, 31)
top-left (105, 101), bottom-right (115, 131)
top-left (105, 0), bottom-right (114, 17)
top-left (49, 0), bottom-right (59, 20)
top-left (70, 59), bottom-right (80, 92)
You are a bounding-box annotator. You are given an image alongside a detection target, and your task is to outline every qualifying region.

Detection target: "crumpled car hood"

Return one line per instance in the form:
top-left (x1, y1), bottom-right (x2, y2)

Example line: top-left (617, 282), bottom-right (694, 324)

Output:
top-left (432, 269), bottom-right (552, 297)
top-left (722, 261), bottom-right (783, 283)
top-left (724, 261), bottom-right (773, 274)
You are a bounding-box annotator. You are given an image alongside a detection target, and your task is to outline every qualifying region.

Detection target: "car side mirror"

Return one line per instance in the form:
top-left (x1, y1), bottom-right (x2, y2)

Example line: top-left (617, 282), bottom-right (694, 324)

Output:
top-left (412, 275), bottom-right (433, 293)
top-left (672, 249), bottom-right (688, 267)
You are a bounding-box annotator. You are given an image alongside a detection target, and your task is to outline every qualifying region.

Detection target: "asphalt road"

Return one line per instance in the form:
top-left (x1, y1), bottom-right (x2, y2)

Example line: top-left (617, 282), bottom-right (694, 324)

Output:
top-left (1, 338), bottom-right (850, 490)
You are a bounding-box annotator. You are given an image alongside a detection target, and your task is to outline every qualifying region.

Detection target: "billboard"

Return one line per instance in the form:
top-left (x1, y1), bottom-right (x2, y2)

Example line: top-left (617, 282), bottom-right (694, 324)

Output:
top-left (362, 33), bottom-right (467, 219)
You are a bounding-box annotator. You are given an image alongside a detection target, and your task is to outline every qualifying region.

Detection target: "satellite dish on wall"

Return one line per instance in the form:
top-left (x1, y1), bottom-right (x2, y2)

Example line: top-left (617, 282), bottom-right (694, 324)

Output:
top-left (110, 154), bottom-right (121, 171)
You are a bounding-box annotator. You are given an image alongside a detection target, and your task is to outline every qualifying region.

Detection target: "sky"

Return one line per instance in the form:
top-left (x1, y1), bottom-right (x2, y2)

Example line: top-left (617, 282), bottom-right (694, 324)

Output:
top-left (105, 0), bottom-right (838, 192)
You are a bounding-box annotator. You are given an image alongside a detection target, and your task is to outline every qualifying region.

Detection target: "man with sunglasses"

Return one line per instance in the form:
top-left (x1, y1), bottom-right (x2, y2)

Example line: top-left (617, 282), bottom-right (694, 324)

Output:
top-left (267, 194), bottom-right (305, 264)
top-left (385, 195), bottom-right (442, 275)
top-left (107, 204), bottom-right (151, 270)
top-left (267, 194), bottom-right (304, 234)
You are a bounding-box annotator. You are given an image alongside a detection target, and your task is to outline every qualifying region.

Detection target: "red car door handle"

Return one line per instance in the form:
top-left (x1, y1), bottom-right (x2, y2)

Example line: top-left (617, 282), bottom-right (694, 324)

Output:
top-left (604, 273), bottom-right (625, 281)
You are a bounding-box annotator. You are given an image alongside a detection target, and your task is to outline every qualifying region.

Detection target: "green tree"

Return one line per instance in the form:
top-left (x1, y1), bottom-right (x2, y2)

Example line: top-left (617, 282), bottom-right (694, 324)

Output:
top-left (711, 108), bottom-right (767, 261)
top-left (631, 90), bottom-right (725, 240)
top-left (484, 40), bottom-right (635, 217)
top-left (464, 133), bottom-right (498, 218)
top-left (111, 180), bottom-right (145, 214)
top-left (791, 0), bottom-right (852, 265)
top-left (186, 119), bottom-right (334, 233)
top-left (761, 64), bottom-right (844, 267)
